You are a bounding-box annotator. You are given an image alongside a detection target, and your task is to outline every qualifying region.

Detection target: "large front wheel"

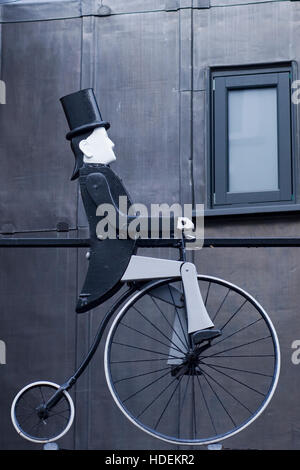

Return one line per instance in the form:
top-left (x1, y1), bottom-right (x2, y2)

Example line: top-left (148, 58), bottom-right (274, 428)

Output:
top-left (104, 276), bottom-right (280, 446)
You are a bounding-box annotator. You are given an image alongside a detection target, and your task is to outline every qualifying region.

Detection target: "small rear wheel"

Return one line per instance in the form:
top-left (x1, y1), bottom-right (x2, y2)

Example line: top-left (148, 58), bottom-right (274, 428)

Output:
top-left (11, 381), bottom-right (75, 443)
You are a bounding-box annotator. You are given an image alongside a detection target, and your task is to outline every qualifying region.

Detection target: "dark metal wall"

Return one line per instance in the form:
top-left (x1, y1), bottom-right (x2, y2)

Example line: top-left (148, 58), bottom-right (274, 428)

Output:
top-left (0, 0), bottom-right (300, 449)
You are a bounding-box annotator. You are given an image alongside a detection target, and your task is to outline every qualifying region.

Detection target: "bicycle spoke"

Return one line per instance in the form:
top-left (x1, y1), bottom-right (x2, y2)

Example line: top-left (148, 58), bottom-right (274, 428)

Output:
top-left (123, 369), bottom-right (171, 403)
top-left (150, 295), bottom-right (188, 352)
top-left (201, 362), bottom-right (266, 396)
top-left (132, 305), bottom-right (186, 355)
top-left (219, 299), bottom-right (248, 331)
top-left (198, 367), bottom-right (253, 415)
top-left (28, 418), bottom-right (44, 434)
top-left (212, 288), bottom-right (230, 323)
top-left (16, 410), bottom-right (37, 425)
top-left (192, 373), bottom-right (197, 439)
top-left (204, 282), bottom-right (211, 306)
top-left (137, 376), bottom-right (179, 420)
top-left (15, 411), bottom-right (36, 418)
top-left (212, 318), bottom-right (263, 347)
top-left (47, 407), bottom-right (70, 417)
top-left (47, 413), bottom-right (69, 421)
top-left (39, 386), bottom-right (46, 404)
top-left (168, 285), bottom-right (189, 348)
top-left (195, 374), bottom-right (218, 435)
top-left (111, 358), bottom-right (173, 364)
top-left (112, 341), bottom-right (182, 360)
top-left (201, 371), bottom-right (236, 426)
top-left (120, 321), bottom-right (184, 355)
top-left (200, 335), bottom-right (272, 360)
top-left (206, 354), bottom-right (274, 358)
top-left (201, 361), bottom-right (273, 378)
top-left (154, 376), bottom-right (183, 430)
top-left (16, 403), bottom-right (36, 412)
top-left (20, 395), bottom-right (38, 411)
top-left (179, 374), bottom-right (191, 418)
top-left (114, 366), bottom-right (171, 385)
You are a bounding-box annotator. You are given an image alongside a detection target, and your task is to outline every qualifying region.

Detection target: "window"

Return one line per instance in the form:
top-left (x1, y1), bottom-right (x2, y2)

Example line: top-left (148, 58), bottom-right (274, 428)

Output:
top-left (210, 65), bottom-right (294, 214)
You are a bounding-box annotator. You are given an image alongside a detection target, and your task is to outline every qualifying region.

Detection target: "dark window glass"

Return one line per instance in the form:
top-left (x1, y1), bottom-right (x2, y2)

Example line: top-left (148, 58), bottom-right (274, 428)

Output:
top-left (211, 66), bottom-right (293, 211)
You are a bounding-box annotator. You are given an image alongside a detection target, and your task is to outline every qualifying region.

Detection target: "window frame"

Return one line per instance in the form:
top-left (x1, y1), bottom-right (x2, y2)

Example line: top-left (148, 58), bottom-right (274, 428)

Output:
top-left (207, 63), bottom-right (296, 216)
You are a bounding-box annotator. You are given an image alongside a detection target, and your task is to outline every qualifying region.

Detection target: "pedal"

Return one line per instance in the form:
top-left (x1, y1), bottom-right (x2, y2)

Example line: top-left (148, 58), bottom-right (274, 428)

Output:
top-left (191, 328), bottom-right (221, 345)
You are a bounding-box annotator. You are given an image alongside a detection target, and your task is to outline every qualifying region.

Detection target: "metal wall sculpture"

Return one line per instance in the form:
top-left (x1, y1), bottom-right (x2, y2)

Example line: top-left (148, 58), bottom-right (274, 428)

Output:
top-left (1, 0), bottom-right (300, 450)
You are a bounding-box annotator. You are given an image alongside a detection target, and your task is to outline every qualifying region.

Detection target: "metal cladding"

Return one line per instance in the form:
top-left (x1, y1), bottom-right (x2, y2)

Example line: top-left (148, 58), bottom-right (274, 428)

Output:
top-left (1, 0), bottom-right (300, 450)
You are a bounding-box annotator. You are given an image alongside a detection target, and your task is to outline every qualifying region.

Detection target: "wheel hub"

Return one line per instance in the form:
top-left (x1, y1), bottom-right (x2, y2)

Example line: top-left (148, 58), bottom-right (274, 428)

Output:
top-left (170, 343), bottom-right (211, 378)
top-left (36, 405), bottom-right (49, 420)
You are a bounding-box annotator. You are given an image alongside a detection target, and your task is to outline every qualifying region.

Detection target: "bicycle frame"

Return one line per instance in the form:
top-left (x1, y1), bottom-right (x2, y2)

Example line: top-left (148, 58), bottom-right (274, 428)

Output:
top-left (43, 245), bottom-right (213, 412)
top-left (43, 286), bottom-right (135, 410)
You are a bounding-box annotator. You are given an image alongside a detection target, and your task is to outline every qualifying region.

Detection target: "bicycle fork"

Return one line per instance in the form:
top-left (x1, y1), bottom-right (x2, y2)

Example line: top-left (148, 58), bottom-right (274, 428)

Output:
top-left (122, 255), bottom-right (215, 335)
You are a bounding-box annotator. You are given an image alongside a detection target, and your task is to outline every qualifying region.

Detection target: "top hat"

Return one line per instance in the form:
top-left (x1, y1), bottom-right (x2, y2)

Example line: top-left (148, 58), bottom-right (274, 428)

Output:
top-left (60, 88), bottom-right (110, 140)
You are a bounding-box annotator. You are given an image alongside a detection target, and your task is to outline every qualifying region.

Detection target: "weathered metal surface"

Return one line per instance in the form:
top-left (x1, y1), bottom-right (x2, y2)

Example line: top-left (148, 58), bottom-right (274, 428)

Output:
top-left (0, 0), bottom-right (79, 22)
top-left (211, 0), bottom-right (275, 6)
top-left (94, 12), bottom-right (180, 206)
top-left (192, 91), bottom-right (206, 205)
top-left (0, 0), bottom-right (300, 451)
top-left (192, 0), bottom-right (300, 213)
top-left (195, 246), bottom-right (300, 449)
top-left (84, 244), bottom-right (179, 450)
top-left (0, 0), bottom-right (283, 24)
top-left (0, 233), bottom-right (78, 449)
top-left (101, 0), bottom-right (166, 14)
top-left (0, 19), bottom-right (81, 232)
top-left (0, 0), bottom-right (166, 22)
top-left (193, 2), bottom-right (295, 90)
top-left (107, 0), bottom-right (211, 14)
top-left (180, 8), bottom-right (192, 91)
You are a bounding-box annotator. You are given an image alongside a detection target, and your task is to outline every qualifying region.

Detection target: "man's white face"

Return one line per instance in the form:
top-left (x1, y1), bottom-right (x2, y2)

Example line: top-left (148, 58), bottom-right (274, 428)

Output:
top-left (79, 127), bottom-right (116, 165)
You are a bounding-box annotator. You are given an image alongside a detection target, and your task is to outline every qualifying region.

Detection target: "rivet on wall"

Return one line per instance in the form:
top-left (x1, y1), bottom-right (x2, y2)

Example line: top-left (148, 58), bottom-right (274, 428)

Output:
top-left (97, 5), bottom-right (112, 16)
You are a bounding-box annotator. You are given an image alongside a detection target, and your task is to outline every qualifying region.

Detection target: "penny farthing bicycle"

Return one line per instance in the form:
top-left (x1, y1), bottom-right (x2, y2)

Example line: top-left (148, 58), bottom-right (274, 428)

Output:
top-left (10, 245), bottom-right (280, 446)
top-left (10, 89), bottom-right (280, 447)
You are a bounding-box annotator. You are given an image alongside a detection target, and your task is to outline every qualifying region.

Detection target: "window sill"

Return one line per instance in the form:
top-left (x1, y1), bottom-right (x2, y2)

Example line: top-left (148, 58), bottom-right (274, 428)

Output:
top-left (203, 203), bottom-right (300, 219)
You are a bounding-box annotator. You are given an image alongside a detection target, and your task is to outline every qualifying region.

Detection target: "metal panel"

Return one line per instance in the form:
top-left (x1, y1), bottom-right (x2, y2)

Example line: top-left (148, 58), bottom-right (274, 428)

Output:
top-left (77, 15), bottom-right (96, 229)
top-left (73, 228), bottom-right (91, 450)
top-left (192, 91), bottom-right (206, 205)
top-left (74, 241), bottom-right (181, 449)
top-left (1, 0), bottom-right (300, 452)
top-left (0, 233), bottom-right (78, 449)
top-left (180, 8), bottom-right (192, 91)
top-left (94, 12), bottom-right (180, 206)
top-left (75, 11), bottom-right (183, 448)
top-left (180, 91), bottom-right (193, 205)
top-left (102, 0), bottom-right (166, 15)
top-left (211, 0), bottom-right (272, 5)
top-left (194, 246), bottom-right (300, 449)
top-left (193, 2), bottom-right (292, 91)
top-left (86, 246), bottom-right (179, 450)
top-left (192, 0), bottom-right (300, 214)
top-left (0, 0), bottom-right (81, 22)
top-left (179, 8), bottom-right (193, 207)
top-left (0, 19), bottom-right (81, 232)
top-left (85, 291), bottom-right (175, 449)
top-left (193, 0), bottom-right (210, 7)
top-left (106, 0), bottom-right (211, 13)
